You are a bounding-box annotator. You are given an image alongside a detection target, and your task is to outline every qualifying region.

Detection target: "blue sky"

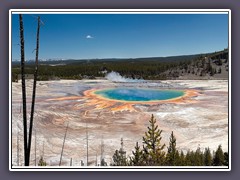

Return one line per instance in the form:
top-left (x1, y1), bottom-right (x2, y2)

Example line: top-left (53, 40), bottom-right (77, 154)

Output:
top-left (11, 13), bottom-right (229, 60)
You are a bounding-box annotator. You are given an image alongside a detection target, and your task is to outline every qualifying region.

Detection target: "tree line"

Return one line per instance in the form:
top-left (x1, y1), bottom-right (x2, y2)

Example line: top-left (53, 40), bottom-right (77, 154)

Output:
top-left (12, 57), bottom-right (199, 81)
top-left (111, 115), bottom-right (228, 167)
top-left (33, 114), bottom-right (229, 167)
top-left (12, 49), bottom-right (228, 82)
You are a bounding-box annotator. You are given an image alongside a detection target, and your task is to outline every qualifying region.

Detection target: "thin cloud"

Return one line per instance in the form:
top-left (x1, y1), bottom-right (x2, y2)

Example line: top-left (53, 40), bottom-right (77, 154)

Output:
top-left (86, 35), bottom-right (94, 39)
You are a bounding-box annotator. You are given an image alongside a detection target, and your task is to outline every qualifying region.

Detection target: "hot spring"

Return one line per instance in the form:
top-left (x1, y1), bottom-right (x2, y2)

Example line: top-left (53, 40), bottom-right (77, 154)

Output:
top-left (94, 88), bottom-right (185, 102)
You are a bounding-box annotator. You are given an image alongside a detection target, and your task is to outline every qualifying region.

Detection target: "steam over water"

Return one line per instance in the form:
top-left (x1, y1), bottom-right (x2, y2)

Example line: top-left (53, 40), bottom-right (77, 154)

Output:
top-left (94, 88), bottom-right (185, 101)
top-left (106, 71), bottom-right (145, 83)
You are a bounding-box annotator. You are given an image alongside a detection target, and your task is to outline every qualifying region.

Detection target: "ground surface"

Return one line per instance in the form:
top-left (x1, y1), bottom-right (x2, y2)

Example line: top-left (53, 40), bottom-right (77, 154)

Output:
top-left (11, 79), bottom-right (229, 166)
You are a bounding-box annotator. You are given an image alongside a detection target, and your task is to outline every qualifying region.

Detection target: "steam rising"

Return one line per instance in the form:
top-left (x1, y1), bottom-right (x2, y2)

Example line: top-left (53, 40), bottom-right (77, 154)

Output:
top-left (106, 71), bottom-right (145, 83)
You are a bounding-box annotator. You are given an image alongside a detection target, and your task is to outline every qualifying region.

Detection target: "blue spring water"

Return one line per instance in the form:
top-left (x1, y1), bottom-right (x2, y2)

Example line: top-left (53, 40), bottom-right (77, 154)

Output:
top-left (94, 88), bottom-right (185, 101)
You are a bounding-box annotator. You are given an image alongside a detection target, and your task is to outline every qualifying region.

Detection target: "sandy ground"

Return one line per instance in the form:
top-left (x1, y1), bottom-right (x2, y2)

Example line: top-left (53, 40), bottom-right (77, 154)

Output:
top-left (11, 79), bottom-right (229, 166)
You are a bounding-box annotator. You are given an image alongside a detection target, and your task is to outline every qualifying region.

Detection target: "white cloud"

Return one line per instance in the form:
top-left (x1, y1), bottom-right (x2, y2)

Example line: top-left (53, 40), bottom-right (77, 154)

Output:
top-left (86, 35), bottom-right (94, 39)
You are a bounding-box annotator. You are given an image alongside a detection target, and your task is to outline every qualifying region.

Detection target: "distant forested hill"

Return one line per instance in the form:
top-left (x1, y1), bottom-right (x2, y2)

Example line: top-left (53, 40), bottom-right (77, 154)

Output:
top-left (11, 53), bottom-right (204, 66)
top-left (12, 49), bottom-right (228, 81)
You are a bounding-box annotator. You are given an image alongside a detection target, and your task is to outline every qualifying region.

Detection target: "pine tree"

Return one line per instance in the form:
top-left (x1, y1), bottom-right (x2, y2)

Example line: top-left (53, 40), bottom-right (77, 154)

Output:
top-left (112, 150), bottom-right (121, 166)
top-left (166, 131), bottom-right (177, 166)
top-left (190, 150), bottom-right (196, 166)
top-left (175, 150), bottom-right (180, 166)
top-left (204, 147), bottom-right (212, 166)
top-left (142, 114), bottom-right (165, 165)
top-left (194, 147), bottom-right (204, 166)
top-left (100, 158), bottom-right (107, 166)
top-left (223, 152), bottom-right (229, 166)
top-left (38, 156), bottom-right (47, 166)
top-left (212, 145), bottom-right (224, 166)
top-left (185, 150), bottom-right (192, 166)
top-left (130, 142), bottom-right (144, 166)
top-left (179, 150), bottom-right (185, 166)
top-left (112, 138), bottom-right (127, 166)
top-left (185, 150), bottom-right (196, 166)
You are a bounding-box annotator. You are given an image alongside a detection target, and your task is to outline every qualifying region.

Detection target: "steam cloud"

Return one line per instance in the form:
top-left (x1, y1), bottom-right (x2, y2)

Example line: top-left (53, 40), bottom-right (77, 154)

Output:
top-left (105, 71), bottom-right (145, 83)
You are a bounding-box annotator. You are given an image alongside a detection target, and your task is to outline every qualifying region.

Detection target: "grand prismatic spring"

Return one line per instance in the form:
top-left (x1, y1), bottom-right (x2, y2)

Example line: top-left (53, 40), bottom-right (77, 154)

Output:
top-left (94, 88), bottom-right (185, 102)
top-left (11, 79), bottom-right (228, 166)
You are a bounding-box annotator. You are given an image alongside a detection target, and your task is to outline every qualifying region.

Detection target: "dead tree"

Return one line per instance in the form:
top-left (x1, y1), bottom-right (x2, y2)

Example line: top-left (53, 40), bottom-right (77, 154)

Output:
top-left (95, 151), bottom-right (98, 166)
top-left (27, 16), bottom-right (41, 165)
top-left (34, 128), bottom-right (37, 166)
top-left (70, 158), bottom-right (72, 166)
top-left (86, 119), bottom-right (89, 166)
top-left (59, 122), bottom-right (69, 166)
top-left (42, 140), bottom-right (45, 157)
top-left (100, 136), bottom-right (104, 165)
top-left (19, 14), bottom-right (41, 166)
top-left (19, 14), bottom-right (28, 166)
top-left (17, 126), bottom-right (20, 166)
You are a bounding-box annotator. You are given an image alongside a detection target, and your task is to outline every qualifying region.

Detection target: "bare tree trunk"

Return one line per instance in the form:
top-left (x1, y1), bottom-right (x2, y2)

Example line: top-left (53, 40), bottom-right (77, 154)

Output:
top-left (42, 140), bottom-right (44, 157)
top-left (70, 158), bottom-right (72, 166)
top-left (34, 128), bottom-right (37, 166)
top-left (59, 123), bottom-right (69, 166)
top-left (19, 14), bottom-right (28, 166)
top-left (86, 120), bottom-right (88, 166)
top-left (100, 136), bottom-right (104, 165)
top-left (17, 126), bottom-right (20, 166)
top-left (27, 16), bottom-right (41, 165)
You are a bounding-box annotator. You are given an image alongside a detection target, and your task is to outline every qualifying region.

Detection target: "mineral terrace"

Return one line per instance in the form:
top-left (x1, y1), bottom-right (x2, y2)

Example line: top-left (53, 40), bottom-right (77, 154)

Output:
top-left (11, 79), bottom-right (228, 166)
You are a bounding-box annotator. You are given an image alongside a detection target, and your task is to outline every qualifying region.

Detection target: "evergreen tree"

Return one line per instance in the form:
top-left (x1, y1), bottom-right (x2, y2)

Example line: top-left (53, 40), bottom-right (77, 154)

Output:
top-left (189, 150), bottom-right (196, 166)
top-left (185, 150), bottom-right (192, 166)
top-left (204, 147), bottom-right (212, 166)
top-left (100, 158), bottom-right (107, 166)
top-left (112, 138), bottom-right (127, 166)
top-left (112, 150), bottom-right (121, 166)
top-left (185, 150), bottom-right (197, 166)
top-left (223, 152), bottom-right (229, 166)
top-left (142, 114), bottom-right (165, 165)
top-left (38, 156), bottom-right (47, 166)
top-left (212, 145), bottom-right (225, 166)
top-left (174, 150), bottom-right (181, 166)
top-left (130, 142), bottom-right (144, 166)
top-left (194, 147), bottom-right (204, 166)
top-left (179, 150), bottom-right (185, 166)
top-left (166, 131), bottom-right (177, 166)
